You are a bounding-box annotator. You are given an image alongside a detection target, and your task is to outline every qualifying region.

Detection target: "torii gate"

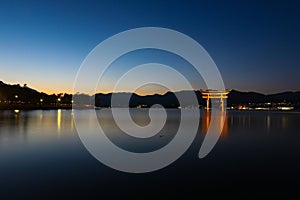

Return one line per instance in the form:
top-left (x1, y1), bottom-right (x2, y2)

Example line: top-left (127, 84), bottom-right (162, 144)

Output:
top-left (200, 90), bottom-right (231, 111)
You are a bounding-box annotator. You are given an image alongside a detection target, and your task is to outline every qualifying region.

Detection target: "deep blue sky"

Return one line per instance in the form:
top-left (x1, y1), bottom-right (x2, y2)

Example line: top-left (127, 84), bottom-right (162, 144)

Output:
top-left (0, 0), bottom-right (299, 94)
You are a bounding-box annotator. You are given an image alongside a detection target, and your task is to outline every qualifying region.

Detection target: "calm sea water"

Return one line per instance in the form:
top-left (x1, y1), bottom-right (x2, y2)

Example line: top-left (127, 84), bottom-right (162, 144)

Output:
top-left (0, 109), bottom-right (299, 198)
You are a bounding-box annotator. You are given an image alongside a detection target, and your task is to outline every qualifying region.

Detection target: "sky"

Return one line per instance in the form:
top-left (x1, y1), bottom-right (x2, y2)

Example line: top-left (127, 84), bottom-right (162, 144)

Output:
top-left (0, 0), bottom-right (299, 95)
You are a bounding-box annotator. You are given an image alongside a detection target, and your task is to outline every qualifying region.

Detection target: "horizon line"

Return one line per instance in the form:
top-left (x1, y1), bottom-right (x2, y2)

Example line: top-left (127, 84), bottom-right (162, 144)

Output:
top-left (1, 80), bottom-right (300, 96)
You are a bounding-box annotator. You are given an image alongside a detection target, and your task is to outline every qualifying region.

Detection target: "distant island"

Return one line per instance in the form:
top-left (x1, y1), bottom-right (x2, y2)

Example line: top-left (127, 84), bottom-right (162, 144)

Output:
top-left (0, 81), bottom-right (299, 110)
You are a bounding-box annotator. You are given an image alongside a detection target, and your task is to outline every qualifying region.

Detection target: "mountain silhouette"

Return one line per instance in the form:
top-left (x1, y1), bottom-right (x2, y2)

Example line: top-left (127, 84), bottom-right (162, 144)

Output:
top-left (0, 80), bottom-right (299, 109)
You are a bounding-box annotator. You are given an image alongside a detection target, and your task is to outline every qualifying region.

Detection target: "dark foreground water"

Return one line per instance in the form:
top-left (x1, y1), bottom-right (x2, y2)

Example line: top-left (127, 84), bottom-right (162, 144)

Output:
top-left (0, 109), bottom-right (300, 199)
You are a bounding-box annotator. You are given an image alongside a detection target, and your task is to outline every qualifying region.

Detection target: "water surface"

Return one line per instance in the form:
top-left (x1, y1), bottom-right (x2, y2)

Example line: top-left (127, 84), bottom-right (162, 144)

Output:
top-left (0, 109), bottom-right (299, 198)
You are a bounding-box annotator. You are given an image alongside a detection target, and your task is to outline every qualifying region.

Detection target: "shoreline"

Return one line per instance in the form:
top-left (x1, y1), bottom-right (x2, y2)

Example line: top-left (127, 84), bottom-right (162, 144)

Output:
top-left (0, 106), bottom-right (299, 112)
top-left (0, 104), bottom-right (72, 110)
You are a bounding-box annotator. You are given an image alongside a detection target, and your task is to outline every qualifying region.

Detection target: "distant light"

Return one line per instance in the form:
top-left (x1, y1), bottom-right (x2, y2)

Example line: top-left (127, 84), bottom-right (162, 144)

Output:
top-left (71, 100), bottom-right (74, 103)
top-left (40, 99), bottom-right (43, 102)
top-left (277, 107), bottom-right (294, 111)
top-left (57, 98), bottom-right (61, 102)
top-left (15, 95), bottom-right (18, 98)
top-left (14, 109), bottom-right (20, 113)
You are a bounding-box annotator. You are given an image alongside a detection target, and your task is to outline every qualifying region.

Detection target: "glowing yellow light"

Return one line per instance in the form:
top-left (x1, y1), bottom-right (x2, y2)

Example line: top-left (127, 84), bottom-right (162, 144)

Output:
top-left (14, 109), bottom-right (20, 113)
top-left (15, 95), bottom-right (18, 98)
top-left (57, 98), bottom-right (61, 102)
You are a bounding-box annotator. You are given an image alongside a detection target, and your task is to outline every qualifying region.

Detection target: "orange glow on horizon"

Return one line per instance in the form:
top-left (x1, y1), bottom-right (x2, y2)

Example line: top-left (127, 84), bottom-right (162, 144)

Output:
top-left (35, 86), bottom-right (183, 96)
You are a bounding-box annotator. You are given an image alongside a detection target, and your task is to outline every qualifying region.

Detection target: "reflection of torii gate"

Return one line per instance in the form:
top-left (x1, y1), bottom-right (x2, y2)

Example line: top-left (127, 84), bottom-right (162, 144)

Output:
top-left (200, 90), bottom-right (231, 111)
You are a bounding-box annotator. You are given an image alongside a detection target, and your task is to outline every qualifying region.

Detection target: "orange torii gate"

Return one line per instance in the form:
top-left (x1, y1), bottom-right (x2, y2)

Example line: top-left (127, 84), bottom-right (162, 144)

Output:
top-left (200, 90), bottom-right (231, 111)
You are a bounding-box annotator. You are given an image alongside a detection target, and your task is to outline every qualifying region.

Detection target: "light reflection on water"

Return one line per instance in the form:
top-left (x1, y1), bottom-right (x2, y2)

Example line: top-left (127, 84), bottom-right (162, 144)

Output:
top-left (57, 109), bottom-right (61, 134)
top-left (0, 109), bottom-right (299, 153)
top-left (0, 109), bottom-right (299, 198)
top-left (1, 109), bottom-right (298, 141)
top-left (200, 110), bottom-right (229, 139)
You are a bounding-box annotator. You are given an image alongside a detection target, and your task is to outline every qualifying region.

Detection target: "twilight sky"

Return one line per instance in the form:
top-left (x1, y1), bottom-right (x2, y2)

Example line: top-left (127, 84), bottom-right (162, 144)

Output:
top-left (0, 0), bottom-right (299, 95)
